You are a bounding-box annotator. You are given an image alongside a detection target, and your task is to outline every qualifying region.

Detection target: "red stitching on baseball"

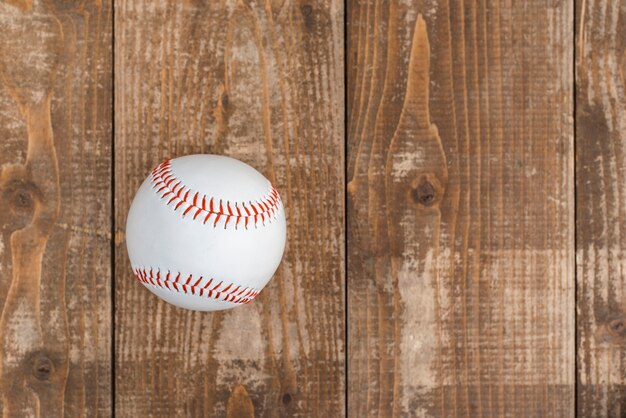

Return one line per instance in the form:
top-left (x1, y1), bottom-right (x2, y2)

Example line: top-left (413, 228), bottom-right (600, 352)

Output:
top-left (150, 159), bottom-right (282, 229)
top-left (133, 267), bottom-right (259, 305)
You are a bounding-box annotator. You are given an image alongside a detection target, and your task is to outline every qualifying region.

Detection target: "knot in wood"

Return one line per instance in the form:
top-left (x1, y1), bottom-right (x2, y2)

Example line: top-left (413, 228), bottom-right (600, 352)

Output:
top-left (14, 189), bottom-right (33, 209)
top-left (0, 170), bottom-right (39, 230)
top-left (32, 355), bottom-right (53, 381)
top-left (220, 92), bottom-right (229, 108)
top-left (300, 4), bottom-right (314, 28)
top-left (3, 177), bottom-right (36, 213)
top-left (282, 392), bottom-right (292, 405)
top-left (301, 4), bottom-right (312, 16)
top-left (411, 179), bottom-right (436, 206)
top-left (609, 318), bottom-right (626, 337)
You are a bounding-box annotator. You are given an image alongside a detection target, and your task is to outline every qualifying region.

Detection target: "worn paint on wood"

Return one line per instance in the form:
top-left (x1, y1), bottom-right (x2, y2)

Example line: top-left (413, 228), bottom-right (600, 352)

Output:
top-left (114, 0), bottom-right (344, 417)
top-left (0, 0), bottom-right (112, 417)
top-left (348, 1), bottom-right (574, 416)
top-left (576, 0), bottom-right (626, 416)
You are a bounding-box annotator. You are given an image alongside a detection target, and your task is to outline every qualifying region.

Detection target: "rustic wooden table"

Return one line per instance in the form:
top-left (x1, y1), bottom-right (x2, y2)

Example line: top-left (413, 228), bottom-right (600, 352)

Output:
top-left (0, 0), bottom-right (622, 417)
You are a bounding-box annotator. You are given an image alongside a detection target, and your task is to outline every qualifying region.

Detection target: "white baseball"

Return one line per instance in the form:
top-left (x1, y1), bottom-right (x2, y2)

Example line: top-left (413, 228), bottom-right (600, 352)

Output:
top-left (125, 154), bottom-right (286, 311)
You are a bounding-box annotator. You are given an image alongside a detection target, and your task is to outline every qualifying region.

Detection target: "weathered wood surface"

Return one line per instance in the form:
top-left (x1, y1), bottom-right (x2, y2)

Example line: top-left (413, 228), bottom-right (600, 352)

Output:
top-left (576, 0), bottom-right (626, 416)
top-left (348, 1), bottom-right (574, 416)
top-left (114, 1), bottom-right (344, 417)
top-left (0, 0), bottom-right (112, 417)
top-left (6, 0), bottom-right (626, 416)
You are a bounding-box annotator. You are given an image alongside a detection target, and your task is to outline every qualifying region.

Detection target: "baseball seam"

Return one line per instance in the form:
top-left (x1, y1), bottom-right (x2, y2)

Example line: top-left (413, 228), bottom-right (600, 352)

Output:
top-left (133, 267), bottom-right (260, 305)
top-left (150, 160), bottom-right (282, 229)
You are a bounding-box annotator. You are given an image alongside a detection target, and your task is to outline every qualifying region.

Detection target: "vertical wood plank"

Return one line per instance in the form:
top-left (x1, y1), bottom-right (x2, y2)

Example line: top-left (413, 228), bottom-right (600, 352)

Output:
top-left (347, 1), bottom-right (575, 416)
top-left (0, 0), bottom-right (112, 416)
top-left (576, 0), bottom-right (626, 416)
top-left (114, 1), bottom-right (344, 417)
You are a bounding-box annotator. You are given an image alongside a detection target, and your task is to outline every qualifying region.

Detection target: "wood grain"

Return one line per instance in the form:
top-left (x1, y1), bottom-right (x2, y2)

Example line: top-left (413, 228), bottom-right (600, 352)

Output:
top-left (114, 1), bottom-right (344, 417)
top-left (576, 0), bottom-right (626, 416)
top-left (0, 0), bottom-right (112, 417)
top-left (348, 1), bottom-right (575, 416)
top-left (3, 1), bottom-right (617, 416)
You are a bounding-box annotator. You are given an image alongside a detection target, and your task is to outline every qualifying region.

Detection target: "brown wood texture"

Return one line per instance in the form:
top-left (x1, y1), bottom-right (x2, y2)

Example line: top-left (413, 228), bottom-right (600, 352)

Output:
top-left (114, 1), bottom-right (344, 417)
top-left (347, 1), bottom-right (575, 417)
top-left (576, 0), bottom-right (626, 416)
top-left (4, 0), bottom-right (626, 416)
top-left (0, 0), bottom-right (112, 417)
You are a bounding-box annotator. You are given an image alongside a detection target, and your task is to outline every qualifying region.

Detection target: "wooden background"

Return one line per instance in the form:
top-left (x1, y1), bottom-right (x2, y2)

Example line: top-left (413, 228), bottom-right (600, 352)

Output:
top-left (348, 1), bottom-right (574, 417)
top-left (0, 0), bottom-right (623, 417)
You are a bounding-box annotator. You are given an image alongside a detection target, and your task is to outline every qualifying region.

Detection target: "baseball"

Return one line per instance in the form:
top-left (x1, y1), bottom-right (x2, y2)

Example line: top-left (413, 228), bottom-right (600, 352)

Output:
top-left (125, 154), bottom-right (286, 311)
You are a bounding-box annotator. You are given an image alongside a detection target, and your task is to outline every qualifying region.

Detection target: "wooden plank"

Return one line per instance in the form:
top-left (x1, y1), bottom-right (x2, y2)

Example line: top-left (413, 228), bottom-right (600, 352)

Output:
top-left (0, 0), bottom-right (112, 416)
top-left (576, 0), bottom-right (626, 416)
top-left (347, 1), bottom-right (574, 416)
top-left (114, 1), bottom-right (344, 417)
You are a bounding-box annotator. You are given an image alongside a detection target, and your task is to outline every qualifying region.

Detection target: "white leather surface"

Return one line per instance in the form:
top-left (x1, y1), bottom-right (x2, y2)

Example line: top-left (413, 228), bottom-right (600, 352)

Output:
top-left (126, 154), bottom-right (286, 311)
